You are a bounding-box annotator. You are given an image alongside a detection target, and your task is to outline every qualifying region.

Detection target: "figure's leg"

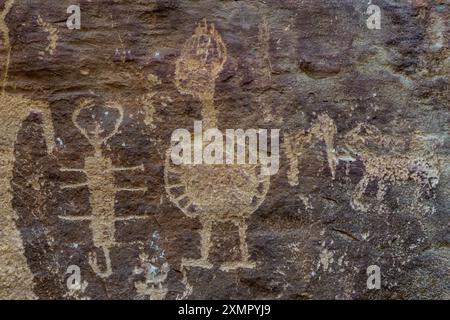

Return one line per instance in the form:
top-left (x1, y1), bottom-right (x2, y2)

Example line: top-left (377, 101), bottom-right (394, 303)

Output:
top-left (181, 218), bottom-right (213, 269)
top-left (200, 218), bottom-right (212, 262)
top-left (220, 218), bottom-right (255, 272)
top-left (238, 218), bottom-right (251, 262)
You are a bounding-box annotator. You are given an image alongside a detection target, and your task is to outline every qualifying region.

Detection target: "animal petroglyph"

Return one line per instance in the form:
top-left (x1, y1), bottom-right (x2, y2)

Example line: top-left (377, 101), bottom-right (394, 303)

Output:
top-left (37, 15), bottom-right (58, 57)
top-left (0, 0), bottom-right (55, 299)
top-left (284, 113), bottom-right (337, 187)
top-left (59, 101), bottom-right (148, 278)
top-left (166, 20), bottom-right (270, 274)
top-left (343, 123), bottom-right (441, 213)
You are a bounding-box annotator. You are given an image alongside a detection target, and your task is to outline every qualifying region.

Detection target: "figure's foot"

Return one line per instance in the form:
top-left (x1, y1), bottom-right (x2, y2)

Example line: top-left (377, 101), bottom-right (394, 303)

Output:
top-left (220, 260), bottom-right (256, 272)
top-left (181, 258), bottom-right (213, 270)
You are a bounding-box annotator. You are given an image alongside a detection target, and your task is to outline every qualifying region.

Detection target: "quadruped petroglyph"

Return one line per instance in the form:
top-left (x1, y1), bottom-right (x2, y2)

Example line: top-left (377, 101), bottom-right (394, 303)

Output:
top-left (59, 100), bottom-right (148, 278)
top-left (165, 20), bottom-right (270, 275)
top-left (284, 113), bottom-right (337, 187)
top-left (343, 123), bottom-right (442, 214)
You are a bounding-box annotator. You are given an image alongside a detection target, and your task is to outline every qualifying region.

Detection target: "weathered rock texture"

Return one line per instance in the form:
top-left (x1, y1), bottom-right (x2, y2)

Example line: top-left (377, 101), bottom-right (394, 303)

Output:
top-left (0, 0), bottom-right (448, 299)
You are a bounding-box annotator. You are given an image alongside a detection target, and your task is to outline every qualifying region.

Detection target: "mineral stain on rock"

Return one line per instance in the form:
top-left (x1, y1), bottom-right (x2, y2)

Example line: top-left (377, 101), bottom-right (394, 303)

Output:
top-left (0, 0), bottom-right (448, 299)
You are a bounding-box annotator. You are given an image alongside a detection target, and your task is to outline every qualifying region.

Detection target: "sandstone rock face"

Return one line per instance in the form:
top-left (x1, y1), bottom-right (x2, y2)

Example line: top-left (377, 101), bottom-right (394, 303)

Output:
top-left (0, 0), bottom-right (448, 299)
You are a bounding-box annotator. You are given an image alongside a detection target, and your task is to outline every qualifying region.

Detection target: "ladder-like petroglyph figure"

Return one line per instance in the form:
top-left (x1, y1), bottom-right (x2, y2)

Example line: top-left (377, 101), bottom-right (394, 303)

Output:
top-left (59, 101), bottom-right (148, 278)
top-left (165, 20), bottom-right (270, 273)
top-left (284, 113), bottom-right (337, 187)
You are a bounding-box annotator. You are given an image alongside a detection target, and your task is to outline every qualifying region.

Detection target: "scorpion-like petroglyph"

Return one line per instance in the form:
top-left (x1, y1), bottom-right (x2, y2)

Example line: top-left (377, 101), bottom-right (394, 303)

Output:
top-left (59, 101), bottom-right (148, 278)
top-left (165, 20), bottom-right (270, 274)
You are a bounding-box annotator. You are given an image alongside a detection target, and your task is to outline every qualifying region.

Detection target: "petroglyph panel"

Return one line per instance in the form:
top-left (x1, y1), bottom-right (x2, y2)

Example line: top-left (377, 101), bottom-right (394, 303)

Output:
top-left (0, 0), bottom-right (448, 300)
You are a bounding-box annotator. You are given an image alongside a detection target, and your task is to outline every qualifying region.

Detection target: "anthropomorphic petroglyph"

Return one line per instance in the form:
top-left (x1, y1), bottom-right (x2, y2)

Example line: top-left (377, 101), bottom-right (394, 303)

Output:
top-left (59, 100), bottom-right (148, 278)
top-left (165, 20), bottom-right (270, 274)
top-left (284, 113), bottom-right (337, 187)
top-left (0, 0), bottom-right (55, 299)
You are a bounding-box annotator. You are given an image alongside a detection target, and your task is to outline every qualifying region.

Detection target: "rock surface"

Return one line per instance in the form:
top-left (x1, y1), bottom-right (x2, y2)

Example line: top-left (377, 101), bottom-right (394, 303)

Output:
top-left (0, 0), bottom-right (448, 299)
